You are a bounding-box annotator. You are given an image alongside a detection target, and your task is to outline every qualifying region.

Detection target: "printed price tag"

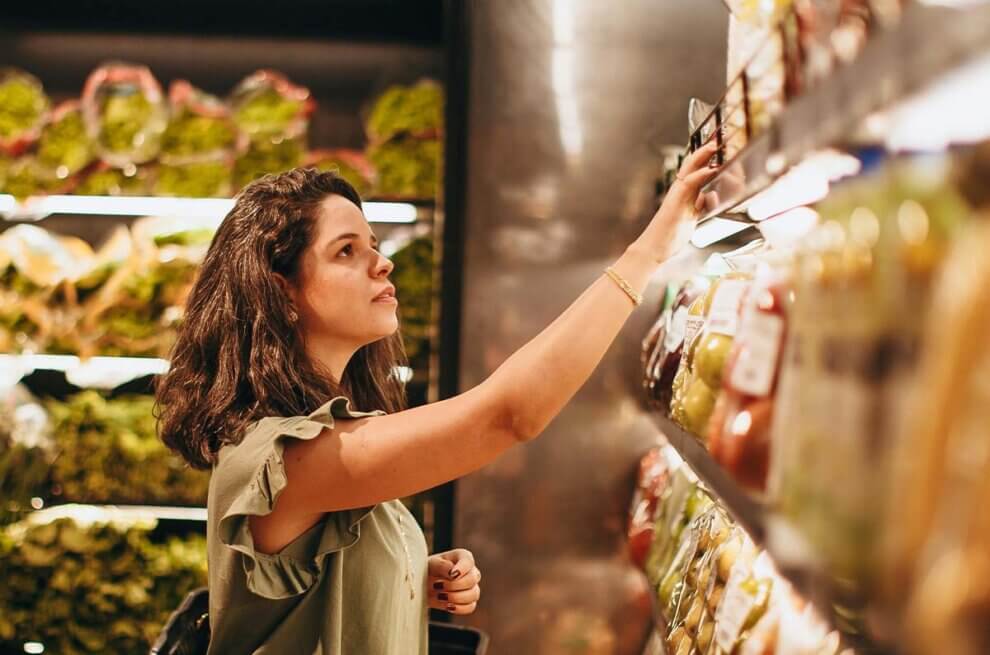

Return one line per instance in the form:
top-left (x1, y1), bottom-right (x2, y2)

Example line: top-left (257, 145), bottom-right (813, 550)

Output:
top-left (683, 315), bottom-right (706, 352)
top-left (707, 279), bottom-right (749, 336)
top-left (729, 312), bottom-right (784, 396)
top-left (664, 306), bottom-right (690, 352)
top-left (715, 561), bottom-right (755, 651)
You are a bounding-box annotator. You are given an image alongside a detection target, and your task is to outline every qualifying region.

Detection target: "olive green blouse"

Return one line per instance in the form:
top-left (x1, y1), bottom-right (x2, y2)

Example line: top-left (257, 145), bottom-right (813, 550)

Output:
top-left (206, 396), bottom-right (430, 655)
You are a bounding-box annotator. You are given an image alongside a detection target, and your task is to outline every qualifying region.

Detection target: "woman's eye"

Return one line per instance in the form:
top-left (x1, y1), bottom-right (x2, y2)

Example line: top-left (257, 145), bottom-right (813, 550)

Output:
top-left (337, 244), bottom-right (353, 257)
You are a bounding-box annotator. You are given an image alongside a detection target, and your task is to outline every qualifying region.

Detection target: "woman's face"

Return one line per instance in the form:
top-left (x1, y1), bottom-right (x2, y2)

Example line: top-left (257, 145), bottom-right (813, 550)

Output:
top-left (289, 194), bottom-right (398, 351)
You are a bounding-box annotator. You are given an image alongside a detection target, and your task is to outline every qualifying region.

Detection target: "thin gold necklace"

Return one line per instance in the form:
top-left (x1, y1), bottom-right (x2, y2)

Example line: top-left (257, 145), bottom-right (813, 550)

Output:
top-left (395, 504), bottom-right (416, 600)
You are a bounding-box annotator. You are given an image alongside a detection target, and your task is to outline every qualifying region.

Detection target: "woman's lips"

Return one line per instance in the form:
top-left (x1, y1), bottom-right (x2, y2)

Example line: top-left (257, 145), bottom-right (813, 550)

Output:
top-left (373, 286), bottom-right (397, 304)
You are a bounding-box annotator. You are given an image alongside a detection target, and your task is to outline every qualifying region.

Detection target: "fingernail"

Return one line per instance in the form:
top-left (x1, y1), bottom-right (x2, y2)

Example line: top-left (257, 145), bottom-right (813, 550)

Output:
top-left (447, 603), bottom-right (457, 612)
top-left (433, 582), bottom-right (444, 590)
top-left (450, 570), bottom-right (461, 580)
top-left (438, 593), bottom-right (449, 601)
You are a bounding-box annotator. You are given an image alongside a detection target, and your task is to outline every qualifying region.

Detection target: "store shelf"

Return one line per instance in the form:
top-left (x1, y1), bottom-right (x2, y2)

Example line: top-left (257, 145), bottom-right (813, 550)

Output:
top-left (698, 1), bottom-right (990, 224)
top-left (651, 412), bottom-right (765, 543)
top-left (0, 354), bottom-right (168, 390)
top-left (27, 502), bottom-right (206, 524)
top-left (3, 354), bottom-right (421, 394)
top-left (0, 194), bottom-right (432, 224)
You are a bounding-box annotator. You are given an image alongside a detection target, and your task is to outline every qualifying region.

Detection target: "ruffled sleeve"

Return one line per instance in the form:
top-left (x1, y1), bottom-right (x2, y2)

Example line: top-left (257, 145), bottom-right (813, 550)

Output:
top-left (214, 396), bottom-right (385, 600)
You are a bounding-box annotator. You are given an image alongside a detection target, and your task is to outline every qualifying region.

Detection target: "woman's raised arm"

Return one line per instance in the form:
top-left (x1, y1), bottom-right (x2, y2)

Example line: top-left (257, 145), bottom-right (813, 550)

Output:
top-left (260, 142), bottom-right (719, 542)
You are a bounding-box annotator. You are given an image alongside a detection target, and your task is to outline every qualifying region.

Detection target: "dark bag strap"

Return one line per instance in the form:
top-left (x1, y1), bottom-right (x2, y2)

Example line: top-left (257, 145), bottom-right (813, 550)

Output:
top-left (150, 587), bottom-right (211, 655)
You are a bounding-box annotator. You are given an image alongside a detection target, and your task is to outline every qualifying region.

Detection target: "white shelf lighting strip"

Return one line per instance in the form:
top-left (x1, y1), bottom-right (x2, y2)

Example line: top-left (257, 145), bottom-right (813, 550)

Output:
top-left (0, 194), bottom-right (420, 224)
top-left (1, 353), bottom-right (418, 390)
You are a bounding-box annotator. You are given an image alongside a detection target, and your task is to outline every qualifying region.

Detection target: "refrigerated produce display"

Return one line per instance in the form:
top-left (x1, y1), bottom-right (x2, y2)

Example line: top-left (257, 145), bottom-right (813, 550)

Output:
top-left (0, 5), bottom-right (449, 652)
top-left (0, 63), bottom-right (443, 202)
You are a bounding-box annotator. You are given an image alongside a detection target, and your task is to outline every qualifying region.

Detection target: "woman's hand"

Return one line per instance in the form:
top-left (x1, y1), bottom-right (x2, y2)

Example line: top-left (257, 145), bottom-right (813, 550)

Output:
top-left (427, 549), bottom-right (481, 615)
top-left (634, 141), bottom-right (720, 261)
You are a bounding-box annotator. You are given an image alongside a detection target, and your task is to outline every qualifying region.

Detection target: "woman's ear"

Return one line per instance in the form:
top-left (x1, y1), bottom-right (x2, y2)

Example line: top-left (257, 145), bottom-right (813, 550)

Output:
top-left (273, 273), bottom-right (300, 324)
top-left (273, 272), bottom-right (293, 297)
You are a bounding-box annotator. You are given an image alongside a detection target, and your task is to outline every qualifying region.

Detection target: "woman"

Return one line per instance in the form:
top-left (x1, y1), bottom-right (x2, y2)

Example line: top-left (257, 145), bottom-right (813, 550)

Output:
top-left (155, 141), bottom-right (718, 654)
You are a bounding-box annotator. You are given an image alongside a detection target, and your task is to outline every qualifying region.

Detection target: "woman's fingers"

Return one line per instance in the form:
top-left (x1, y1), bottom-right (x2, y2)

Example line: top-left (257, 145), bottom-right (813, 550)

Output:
top-left (443, 548), bottom-right (476, 580)
top-left (435, 586), bottom-right (481, 606)
top-left (679, 141), bottom-right (718, 177)
top-left (679, 164), bottom-right (721, 192)
top-left (427, 549), bottom-right (481, 614)
top-left (428, 554), bottom-right (455, 579)
top-left (430, 567), bottom-right (481, 592)
top-left (428, 598), bottom-right (479, 615)
top-left (428, 585), bottom-right (481, 615)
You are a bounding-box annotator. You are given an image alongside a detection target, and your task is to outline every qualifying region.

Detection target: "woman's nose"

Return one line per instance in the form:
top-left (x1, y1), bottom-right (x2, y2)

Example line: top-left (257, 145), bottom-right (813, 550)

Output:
top-left (373, 252), bottom-right (394, 277)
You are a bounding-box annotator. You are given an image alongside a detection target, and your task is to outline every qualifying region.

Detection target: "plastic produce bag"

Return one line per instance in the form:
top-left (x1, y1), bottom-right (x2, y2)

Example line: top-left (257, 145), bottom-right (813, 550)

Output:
top-left (627, 447), bottom-right (670, 569)
top-left (230, 69), bottom-right (313, 142)
top-left (74, 161), bottom-right (151, 196)
top-left (368, 136), bottom-right (442, 200)
top-left (308, 148), bottom-right (376, 198)
top-left (0, 68), bottom-right (49, 157)
top-left (82, 63), bottom-right (168, 167)
top-left (710, 258), bottom-right (791, 492)
top-left (155, 80), bottom-right (239, 198)
top-left (161, 80), bottom-right (240, 162)
top-left (365, 80), bottom-right (444, 144)
top-left (37, 100), bottom-right (95, 180)
top-left (645, 278), bottom-right (709, 411)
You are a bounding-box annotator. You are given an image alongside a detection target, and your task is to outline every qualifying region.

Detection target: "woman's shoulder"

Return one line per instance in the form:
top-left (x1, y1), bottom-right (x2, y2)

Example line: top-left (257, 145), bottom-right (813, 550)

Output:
top-left (215, 396), bottom-right (387, 474)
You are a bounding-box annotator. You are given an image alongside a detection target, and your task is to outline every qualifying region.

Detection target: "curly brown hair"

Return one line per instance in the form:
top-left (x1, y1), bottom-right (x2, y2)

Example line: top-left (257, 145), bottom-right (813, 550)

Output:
top-left (155, 168), bottom-right (407, 470)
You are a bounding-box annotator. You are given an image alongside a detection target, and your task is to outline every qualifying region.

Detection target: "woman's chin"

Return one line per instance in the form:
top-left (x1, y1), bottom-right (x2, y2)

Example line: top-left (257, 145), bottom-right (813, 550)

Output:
top-left (371, 319), bottom-right (400, 340)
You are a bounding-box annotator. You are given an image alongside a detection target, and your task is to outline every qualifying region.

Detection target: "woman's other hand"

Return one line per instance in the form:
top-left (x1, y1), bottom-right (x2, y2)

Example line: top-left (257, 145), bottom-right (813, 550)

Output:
top-left (428, 548), bottom-right (481, 615)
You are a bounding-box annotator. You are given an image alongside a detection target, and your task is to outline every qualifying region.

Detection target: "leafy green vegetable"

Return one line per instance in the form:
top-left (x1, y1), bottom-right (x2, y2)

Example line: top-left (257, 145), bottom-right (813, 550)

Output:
top-left (38, 108), bottom-right (94, 176)
top-left (92, 257), bottom-right (197, 357)
top-left (233, 87), bottom-right (304, 138)
top-left (0, 158), bottom-right (58, 200)
top-left (0, 400), bottom-right (52, 526)
top-left (75, 167), bottom-right (148, 196)
top-left (233, 137), bottom-right (304, 190)
top-left (368, 137), bottom-right (441, 200)
top-left (0, 74), bottom-right (47, 140)
top-left (44, 392), bottom-right (208, 506)
top-left (366, 81), bottom-right (443, 143)
top-left (152, 228), bottom-right (215, 248)
top-left (313, 154), bottom-right (373, 198)
top-left (98, 92), bottom-right (154, 155)
top-left (153, 160), bottom-right (231, 198)
top-left (161, 111), bottom-right (236, 158)
top-left (391, 236), bottom-right (434, 374)
top-left (0, 515), bottom-right (207, 654)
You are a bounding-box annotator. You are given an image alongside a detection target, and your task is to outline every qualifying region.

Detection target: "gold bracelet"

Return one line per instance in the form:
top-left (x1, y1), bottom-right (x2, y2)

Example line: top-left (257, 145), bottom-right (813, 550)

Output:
top-left (604, 266), bottom-right (643, 307)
